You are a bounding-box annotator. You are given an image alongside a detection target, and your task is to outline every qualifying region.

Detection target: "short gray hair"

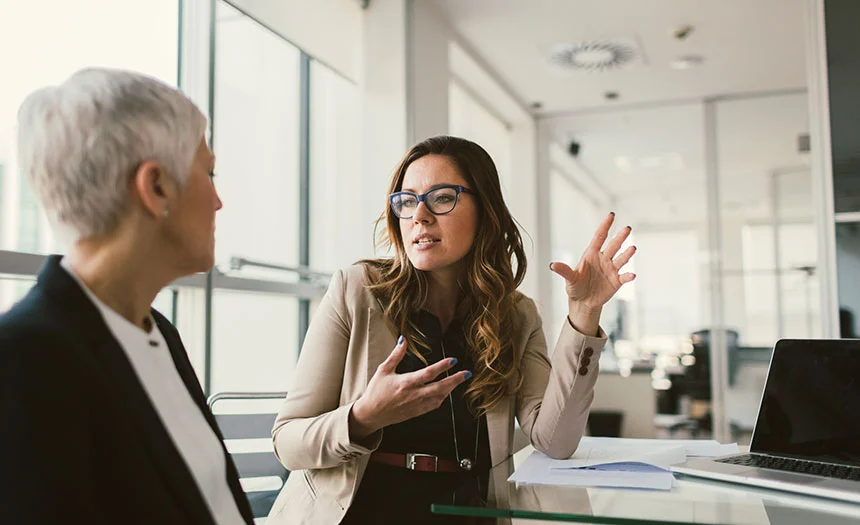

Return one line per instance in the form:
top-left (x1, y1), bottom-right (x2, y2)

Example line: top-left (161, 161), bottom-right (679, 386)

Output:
top-left (16, 67), bottom-right (207, 242)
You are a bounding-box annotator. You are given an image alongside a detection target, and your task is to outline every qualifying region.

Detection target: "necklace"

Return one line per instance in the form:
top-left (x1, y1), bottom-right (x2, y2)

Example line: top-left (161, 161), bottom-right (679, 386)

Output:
top-left (441, 341), bottom-right (480, 471)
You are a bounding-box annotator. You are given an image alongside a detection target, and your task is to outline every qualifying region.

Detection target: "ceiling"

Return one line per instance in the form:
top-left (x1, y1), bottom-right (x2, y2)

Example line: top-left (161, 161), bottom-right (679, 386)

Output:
top-left (433, 0), bottom-right (812, 228)
top-left (434, 0), bottom-right (807, 114)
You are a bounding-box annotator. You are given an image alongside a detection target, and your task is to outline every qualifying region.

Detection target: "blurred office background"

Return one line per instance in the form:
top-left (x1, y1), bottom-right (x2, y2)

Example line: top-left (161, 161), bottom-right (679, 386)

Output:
top-left (1, 0), bottom-right (858, 446)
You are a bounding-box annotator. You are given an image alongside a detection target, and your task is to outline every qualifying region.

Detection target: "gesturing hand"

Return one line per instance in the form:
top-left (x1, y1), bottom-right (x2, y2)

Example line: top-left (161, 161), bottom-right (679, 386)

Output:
top-left (550, 212), bottom-right (636, 311)
top-left (349, 336), bottom-right (471, 440)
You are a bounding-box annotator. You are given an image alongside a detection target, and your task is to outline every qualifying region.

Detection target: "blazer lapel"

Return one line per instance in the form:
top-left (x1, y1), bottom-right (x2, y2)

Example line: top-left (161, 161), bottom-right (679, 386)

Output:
top-left (153, 313), bottom-right (254, 525)
top-left (37, 256), bottom-right (216, 525)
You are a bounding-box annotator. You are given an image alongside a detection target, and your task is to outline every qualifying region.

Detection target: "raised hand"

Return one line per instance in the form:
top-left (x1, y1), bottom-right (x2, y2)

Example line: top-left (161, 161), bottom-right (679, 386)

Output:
top-left (549, 212), bottom-right (636, 334)
top-left (349, 335), bottom-right (471, 440)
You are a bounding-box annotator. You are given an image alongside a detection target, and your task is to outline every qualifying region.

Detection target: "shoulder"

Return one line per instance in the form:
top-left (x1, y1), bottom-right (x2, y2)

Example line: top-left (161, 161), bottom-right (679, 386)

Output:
top-left (0, 290), bottom-right (69, 353)
top-left (512, 290), bottom-right (540, 320)
top-left (510, 291), bottom-right (543, 334)
top-left (326, 263), bottom-right (380, 310)
top-left (0, 297), bottom-right (87, 400)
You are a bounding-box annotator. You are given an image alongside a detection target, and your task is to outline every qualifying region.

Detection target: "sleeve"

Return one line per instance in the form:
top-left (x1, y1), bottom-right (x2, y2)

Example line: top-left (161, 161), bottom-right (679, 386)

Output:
top-left (271, 268), bottom-right (383, 471)
top-left (0, 334), bottom-right (104, 524)
top-left (514, 299), bottom-right (608, 459)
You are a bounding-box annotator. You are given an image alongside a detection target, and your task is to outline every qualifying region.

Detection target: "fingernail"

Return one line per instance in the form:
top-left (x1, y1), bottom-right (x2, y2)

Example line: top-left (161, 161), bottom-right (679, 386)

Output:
top-left (397, 335), bottom-right (404, 344)
top-left (449, 357), bottom-right (458, 366)
top-left (464, 371), bottom-right (473, 380)
top-left (627, 225), bottom-right (632, 231)
top-left (610, 211), bottom-right (615, 216)
top-left (548, 262), bottom-right (554, 270)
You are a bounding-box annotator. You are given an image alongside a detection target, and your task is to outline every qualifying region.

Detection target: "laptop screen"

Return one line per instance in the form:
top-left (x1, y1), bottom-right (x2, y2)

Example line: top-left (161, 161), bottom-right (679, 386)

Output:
top-left (750, 339), bottom-right (860, 466)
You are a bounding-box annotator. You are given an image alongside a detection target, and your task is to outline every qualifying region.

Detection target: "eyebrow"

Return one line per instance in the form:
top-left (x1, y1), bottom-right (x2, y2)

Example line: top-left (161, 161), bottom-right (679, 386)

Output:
top-left (400, 183), bottom-right (459, 193)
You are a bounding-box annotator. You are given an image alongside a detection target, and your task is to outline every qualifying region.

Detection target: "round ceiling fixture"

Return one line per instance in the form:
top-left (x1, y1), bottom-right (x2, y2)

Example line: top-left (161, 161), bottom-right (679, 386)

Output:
top-left (548, 41), bottom-right (638, 72)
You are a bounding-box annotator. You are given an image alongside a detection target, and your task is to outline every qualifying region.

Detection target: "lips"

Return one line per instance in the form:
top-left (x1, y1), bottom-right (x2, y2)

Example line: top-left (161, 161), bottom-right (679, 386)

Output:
top-left (413, 233), bottom-right (440, 245)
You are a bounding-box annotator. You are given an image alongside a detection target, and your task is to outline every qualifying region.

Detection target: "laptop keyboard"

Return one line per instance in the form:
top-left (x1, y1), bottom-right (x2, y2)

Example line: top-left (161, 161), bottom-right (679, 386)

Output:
top-left (717, 454), bottom-right (860, 481)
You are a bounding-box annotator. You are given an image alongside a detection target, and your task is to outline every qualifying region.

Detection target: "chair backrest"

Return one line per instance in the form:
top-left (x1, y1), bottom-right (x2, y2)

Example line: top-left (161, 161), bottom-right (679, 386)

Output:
top-left (207, 391), bottom-right (289, 521)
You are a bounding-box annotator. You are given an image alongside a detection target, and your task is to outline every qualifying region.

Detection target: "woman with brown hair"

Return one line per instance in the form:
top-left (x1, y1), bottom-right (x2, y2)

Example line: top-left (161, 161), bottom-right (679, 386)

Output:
top-left (267, 136), bottom-right (636, 524)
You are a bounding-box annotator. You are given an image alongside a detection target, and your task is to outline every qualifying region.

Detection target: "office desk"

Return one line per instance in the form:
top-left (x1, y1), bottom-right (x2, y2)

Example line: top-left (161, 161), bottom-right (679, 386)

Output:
top-left (431, 446), bottom-right (860, 524)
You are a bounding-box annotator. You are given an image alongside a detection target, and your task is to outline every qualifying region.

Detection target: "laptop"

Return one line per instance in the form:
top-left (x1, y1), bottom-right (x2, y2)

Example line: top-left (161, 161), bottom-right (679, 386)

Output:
top-left (670, 339), bottom-right (860, 504)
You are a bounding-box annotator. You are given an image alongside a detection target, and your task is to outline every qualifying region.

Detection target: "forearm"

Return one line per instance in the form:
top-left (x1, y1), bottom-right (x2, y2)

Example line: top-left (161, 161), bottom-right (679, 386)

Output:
top-left (273, 402), bottom-right (382, 471)
top-left (520, 320), bottom-right (606, 459)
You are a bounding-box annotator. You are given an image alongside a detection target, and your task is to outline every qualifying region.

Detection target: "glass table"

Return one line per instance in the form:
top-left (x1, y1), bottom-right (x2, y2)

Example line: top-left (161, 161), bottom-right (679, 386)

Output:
top-left (431, 446), bottom-right (860, 524)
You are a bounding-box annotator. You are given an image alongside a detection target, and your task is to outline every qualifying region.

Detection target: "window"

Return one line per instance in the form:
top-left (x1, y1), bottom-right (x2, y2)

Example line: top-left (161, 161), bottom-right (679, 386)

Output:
top-left (309, 60), bottom-right (363, 271)
top-left (0, 0), bottom-right (179, 256)
top-left (213, 1), bottom-right (301, 276)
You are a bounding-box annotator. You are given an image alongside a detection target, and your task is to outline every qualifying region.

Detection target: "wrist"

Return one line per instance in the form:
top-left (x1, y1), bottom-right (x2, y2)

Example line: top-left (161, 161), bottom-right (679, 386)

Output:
top-left (567, 301), bottom-right (602, 336)
top-left (568, 300), bottom-right (602, 318)
top-left (348, 398), bottom-right (377, 440)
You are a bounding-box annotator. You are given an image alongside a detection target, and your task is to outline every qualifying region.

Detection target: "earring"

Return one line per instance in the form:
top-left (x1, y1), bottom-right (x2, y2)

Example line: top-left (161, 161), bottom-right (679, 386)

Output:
top-left (162, 209), bottom-right (170, 218)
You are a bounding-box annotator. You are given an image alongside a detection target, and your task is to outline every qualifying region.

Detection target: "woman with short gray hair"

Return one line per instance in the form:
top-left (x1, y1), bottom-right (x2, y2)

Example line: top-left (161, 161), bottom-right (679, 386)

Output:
top-left (0, 68), bottom-right (253, 525)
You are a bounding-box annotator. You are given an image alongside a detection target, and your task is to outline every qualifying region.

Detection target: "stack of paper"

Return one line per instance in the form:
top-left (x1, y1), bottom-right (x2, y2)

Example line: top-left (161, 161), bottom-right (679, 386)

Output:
top-left (508, 437), bottom-right (739, 491)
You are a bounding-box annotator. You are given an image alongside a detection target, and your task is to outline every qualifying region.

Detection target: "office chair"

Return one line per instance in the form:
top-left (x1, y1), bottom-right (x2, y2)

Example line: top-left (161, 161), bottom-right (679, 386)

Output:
top-left (207, 391), bottom-right (290, 522)
top-left (669, 329), bottom-right (739, 438)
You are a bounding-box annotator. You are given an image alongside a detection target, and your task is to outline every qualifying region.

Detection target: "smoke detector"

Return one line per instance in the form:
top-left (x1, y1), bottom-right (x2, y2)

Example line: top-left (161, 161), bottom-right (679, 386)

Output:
top-left (547, 38), bottom-right (643, 73)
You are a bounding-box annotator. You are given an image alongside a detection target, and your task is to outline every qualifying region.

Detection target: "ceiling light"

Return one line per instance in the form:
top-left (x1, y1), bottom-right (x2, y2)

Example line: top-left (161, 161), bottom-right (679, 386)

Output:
top-left (670, 55), bottom-right (704, 70)
top-left (547, 38), bottom-right (642, 73)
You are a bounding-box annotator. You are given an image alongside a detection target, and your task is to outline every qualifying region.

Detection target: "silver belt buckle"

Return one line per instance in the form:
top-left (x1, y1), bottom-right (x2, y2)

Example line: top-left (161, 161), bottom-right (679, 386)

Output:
top-left (406, 453), bottom-right (438, 472)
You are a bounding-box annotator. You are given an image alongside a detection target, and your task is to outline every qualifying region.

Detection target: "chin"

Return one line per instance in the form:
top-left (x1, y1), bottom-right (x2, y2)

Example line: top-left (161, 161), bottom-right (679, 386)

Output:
top-left (407, 253), bottom-right (451, 273)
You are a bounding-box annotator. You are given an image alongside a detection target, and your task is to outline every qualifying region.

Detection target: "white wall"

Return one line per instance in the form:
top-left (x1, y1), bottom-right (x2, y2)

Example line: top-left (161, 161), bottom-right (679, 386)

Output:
top-left (408, 0), bottom-right (450, 142)
top-left (357, 0), bottom-right (409, 258)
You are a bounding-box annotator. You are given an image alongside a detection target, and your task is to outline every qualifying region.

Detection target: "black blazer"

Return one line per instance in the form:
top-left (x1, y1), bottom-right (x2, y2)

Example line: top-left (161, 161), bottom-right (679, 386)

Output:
top-left (0, 256), bottom-right (254, 524)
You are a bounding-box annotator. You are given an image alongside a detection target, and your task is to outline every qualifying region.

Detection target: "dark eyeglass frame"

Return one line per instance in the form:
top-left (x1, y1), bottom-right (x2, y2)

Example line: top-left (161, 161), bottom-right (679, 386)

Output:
top-left (389, 184), bottom-right (474, 219)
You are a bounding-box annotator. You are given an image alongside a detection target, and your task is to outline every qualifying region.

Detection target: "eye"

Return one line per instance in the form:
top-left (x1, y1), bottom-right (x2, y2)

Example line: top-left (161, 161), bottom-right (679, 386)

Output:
top-left (432, 194), bottom-right (455, 204)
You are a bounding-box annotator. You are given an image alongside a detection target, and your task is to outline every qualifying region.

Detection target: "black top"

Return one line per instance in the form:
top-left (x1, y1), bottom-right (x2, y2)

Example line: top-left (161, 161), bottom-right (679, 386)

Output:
top-left (342, 310), bottom-right (492, 524)
top-left (0, 256), bottom-right (254, 525)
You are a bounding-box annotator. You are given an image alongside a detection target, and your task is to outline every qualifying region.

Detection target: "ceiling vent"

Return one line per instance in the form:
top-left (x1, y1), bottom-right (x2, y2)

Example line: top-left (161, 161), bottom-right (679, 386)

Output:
top-left (547, 38), bottom-right (643, 73)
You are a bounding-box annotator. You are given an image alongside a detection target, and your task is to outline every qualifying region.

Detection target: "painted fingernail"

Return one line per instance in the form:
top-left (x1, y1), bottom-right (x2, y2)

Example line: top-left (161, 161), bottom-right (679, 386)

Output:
top-left (449, 358), bottom-right (457, 366)
top-left (397, 335), bottom-right (404, 344)
top-left (610, 211), bottom-right (615, 216)
top-left (464, 371), bottom-right (473, 380)
top-left (626, 225), bottom-right (632, 231)
top-left (548, 262), bottom-right (554, 270)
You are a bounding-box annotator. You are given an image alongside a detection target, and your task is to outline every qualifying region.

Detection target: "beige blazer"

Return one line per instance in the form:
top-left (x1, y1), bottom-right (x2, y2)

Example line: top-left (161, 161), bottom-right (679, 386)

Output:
top-left (267, 265), bottom-right (606, 524)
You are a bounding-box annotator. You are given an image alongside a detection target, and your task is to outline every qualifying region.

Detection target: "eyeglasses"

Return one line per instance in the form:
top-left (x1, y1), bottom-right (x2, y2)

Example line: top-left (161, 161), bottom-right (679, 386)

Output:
top-left (389, 185), bottom-right (474, 219)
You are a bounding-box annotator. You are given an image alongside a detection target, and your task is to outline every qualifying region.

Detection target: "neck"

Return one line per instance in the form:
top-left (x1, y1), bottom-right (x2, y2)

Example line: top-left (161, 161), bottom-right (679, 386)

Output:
top-left (424, 268), bottom-right (463, 331)
top-left (65, 231), bottom-right (172, 331)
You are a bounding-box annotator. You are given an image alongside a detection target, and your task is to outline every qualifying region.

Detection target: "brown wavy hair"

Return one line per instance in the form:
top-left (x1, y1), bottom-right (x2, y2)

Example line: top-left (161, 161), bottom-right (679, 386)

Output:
top-left (360, 136), bottom-right (528, 414)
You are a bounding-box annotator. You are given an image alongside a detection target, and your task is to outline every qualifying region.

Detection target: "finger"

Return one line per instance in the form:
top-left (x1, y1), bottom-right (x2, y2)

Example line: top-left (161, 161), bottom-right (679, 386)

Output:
top-left (613, 245), bottom-right (636, 269)
top-left (586, 212), bottom-right (615, 253)
top-left (425, 370), bottom-right (471, 398)
top-left (406, 356), bottom-right (457, 385)
top-left (380, 335), bottom-right (407, 373)
top-left (603, 225), bottom-right (632, 259)
top-left (549, 261), bottom-right (578, 284)
top-left (618, 272), bottom-right (636, 284)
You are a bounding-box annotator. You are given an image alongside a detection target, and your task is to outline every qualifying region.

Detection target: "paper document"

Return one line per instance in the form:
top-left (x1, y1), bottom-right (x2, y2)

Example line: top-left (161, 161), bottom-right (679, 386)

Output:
top-left (577, 437), bottom-right (739, 458)
top-left (508, 437), bottom-right (739, 491)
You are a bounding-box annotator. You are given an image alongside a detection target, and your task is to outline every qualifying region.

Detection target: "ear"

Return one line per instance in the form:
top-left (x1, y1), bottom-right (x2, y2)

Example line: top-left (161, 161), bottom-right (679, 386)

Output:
top-left (132, 160), bottom-right (174, 219)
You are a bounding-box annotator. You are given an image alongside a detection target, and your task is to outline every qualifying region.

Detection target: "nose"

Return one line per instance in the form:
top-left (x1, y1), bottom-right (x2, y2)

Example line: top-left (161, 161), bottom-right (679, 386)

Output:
top-left (214, 188), bottom-right (223, 211)
top-left (412, 201), bottom-right (434, 224)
